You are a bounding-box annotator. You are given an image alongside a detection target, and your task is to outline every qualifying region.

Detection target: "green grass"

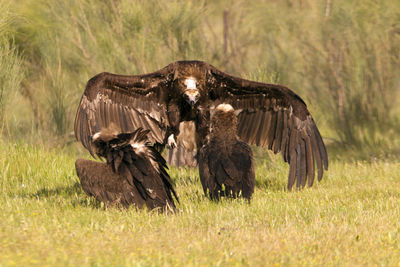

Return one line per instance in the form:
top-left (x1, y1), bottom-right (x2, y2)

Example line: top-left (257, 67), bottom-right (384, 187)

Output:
top-left (1, 141), bottom-right (400, 266)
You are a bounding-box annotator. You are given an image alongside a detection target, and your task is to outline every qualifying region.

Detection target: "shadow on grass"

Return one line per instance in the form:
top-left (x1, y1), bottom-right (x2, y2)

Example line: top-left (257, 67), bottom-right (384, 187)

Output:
top-left (20, 182), bottom-right (83, 199)
top-left (23, 182), bottom-right (109, 209)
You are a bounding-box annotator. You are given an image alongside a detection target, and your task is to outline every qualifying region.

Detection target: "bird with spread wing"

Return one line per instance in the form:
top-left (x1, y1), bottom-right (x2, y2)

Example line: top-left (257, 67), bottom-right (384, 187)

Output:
top-left (74, 60), bottom-right (328, 189)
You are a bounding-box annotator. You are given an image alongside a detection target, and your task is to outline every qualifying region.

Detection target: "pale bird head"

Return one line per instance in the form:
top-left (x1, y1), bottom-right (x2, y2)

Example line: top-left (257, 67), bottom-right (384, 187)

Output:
top-left (183, 77), bottom-right (200, 106)
top-left (184, 77), bottom-right (197, 89)
top-left (216, 103), bottom-right (234, 113)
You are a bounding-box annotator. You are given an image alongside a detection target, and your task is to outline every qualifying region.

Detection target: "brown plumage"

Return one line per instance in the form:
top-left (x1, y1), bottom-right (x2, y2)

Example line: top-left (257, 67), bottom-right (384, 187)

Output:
top-left (74, 60), bottom-right (328, 190)
top-left (75, 127), bottom-right (178, 211)
top-left (166, 121), bottom-right (197, 167)
top-left (199, 104), bottom-right (255, 200)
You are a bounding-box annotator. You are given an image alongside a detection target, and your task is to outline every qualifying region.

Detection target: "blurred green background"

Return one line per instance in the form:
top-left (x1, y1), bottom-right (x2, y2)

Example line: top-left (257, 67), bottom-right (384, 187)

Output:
top-left (1, 0), bottom-right (399, 158)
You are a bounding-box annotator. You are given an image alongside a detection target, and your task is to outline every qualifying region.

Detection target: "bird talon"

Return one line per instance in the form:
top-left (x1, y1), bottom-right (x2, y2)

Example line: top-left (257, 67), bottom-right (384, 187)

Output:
top-left (167, 134), bottom-right (177, 149)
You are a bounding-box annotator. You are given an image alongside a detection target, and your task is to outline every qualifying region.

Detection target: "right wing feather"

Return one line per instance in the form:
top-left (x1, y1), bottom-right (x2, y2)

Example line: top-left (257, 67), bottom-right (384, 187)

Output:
top-left (74, 65), bottom-right (174, 156)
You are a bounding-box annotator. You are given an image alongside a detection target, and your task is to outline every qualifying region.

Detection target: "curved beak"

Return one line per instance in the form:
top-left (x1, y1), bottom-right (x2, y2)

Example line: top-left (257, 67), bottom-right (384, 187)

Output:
top-left (184, 89), bottom-right (200, 107)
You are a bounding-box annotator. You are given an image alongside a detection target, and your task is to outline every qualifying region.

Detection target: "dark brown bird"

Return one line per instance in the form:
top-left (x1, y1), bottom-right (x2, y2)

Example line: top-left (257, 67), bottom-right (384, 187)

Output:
top-left (75, 126), bottom-right (178, 211)
top-left (199, 104), bottom-right (255, 200)
top-left (74, 60), bottom-right (328, 189)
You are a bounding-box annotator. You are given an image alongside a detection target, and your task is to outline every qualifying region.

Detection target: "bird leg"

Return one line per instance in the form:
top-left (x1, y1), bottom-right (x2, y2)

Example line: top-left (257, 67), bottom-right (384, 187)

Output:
top-left (166, 101), bottom-right (181, 149)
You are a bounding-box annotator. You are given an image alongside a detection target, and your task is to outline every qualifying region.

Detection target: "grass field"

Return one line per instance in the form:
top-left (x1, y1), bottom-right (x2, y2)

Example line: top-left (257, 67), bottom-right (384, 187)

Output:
top-left (1, 141), bottom-right (400, 266)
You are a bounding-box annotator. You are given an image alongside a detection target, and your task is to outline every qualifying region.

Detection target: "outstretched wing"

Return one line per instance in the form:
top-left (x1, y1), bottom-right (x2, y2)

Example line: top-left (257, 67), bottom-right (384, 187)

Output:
top-left (207, 65), bottom-right (328, 189)
top-left (74, 64), bottom-right (174, 156)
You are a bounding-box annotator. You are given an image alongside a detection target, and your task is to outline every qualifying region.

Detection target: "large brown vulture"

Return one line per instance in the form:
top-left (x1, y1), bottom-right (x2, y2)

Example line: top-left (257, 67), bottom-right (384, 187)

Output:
top-left (74, 60), bottom-right (328, 189)
top-left (199, 104), bottom-right (255, 200)
top-left (75, 126), bottom-right (178, 211)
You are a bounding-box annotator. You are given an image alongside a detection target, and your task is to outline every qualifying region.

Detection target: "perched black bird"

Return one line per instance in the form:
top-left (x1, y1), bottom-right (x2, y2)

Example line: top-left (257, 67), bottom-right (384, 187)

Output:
top-left (75, 126), bottom-right (178, 211)
top-left (199, 104), bottom-right (255, 200)
top-left (74, 60), bottom-right (328, 189)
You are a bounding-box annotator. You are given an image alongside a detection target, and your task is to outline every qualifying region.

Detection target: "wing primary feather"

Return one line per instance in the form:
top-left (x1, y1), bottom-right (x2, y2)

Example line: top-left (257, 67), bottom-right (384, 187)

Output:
top-left (146, 119), bottom-right (159, 142)
top-left (288, 126), bottom-right (298, 161)
top-left (309, 129), bottom-right (323, 181)
top-left (111, 103), bottom-right (121, 131)
top-left (283, 133), bottom-right (290, 163)
top-left (241, 111), bottom-right (254, 143)
top-left (82, 113), bottom-right (96, 157)
top-left (255, 111), bottom-right (267, 146)
top-left (119, 105), bottom-right (129, 132)
top-left (280, 111), bottom-right (289, 159)
top-left (127, 111), bottom-right (139, 129)
top-left (108, 102), bottom-right (116, 129)
top-left (146, 117), bottom-right (163, 143)
top-left (288, 149), bottom-right (297, 190)
top-left (243, 111), bottom-right (255, 144)
top-left (237, 113), bottom-right (247, 138)
top-left (261, 111), bottom-right (272, 147)
top-left (295, 144), bottom-right (302, 189)
top-left (94, 108), bottom-right (103, 133)
top-left (299, 139), bottom-right (307, 188)
top-left (305, 134), bottom-right (315, 187)
top-left (136, 109), bottom-right (151, 132)
top-left (267, 111), bottom-right (277, 150)
top-left (249, 110), bottom-right (263, 145)
top-left (80, 112), bottom-right (88, 148)
top-left (313, 123), bottom-right (328, 170)
top-left (272, 109), bottom-right (283, 154)
top-left (99, 100), bottom-right (107, 129)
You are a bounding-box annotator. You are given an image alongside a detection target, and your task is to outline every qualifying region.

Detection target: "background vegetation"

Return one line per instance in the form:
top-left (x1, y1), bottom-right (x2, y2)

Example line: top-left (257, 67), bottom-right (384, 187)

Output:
top-left (1, 0), bottom-right (400, 265)
top-left (0, 0), bottom-right (398, 155)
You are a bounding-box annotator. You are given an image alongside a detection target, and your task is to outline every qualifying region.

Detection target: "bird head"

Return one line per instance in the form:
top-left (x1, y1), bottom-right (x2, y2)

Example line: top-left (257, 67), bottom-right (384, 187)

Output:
top-left (213, 103), bottom-right (236, 124)
top-left (215, 103), bottom-right (234, 113)
top-left (182, 77), bottom-right (200, 107)
top-left (210, 103), bottom-right (238, 137)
